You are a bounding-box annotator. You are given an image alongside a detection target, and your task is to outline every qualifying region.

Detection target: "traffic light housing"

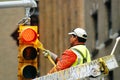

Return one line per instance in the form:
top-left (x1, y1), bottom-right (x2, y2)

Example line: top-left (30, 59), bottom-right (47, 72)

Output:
top-left (18, 25), bottom-right (39, 80)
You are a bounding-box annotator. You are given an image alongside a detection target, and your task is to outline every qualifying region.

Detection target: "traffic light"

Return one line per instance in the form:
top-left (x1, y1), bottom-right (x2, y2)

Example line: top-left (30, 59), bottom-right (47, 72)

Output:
top-left (18, 25), bottom-right (39, 80)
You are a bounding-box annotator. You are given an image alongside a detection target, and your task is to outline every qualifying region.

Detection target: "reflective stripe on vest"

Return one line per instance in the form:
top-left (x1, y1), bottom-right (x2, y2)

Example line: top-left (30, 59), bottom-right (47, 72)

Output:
top-left (70, 45), bottom-right (91, 66)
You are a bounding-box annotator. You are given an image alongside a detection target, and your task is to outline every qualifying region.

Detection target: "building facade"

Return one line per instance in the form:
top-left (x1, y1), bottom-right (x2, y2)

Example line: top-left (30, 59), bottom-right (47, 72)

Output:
top-left (0, 8), bottom-right (24, 80)
top-left (84, 0), bottom-right (120, 79)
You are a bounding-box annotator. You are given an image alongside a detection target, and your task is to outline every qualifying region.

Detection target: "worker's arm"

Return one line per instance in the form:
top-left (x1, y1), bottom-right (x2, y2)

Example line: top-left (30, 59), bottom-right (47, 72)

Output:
top-left (48, 49), bottom-right (77, 74)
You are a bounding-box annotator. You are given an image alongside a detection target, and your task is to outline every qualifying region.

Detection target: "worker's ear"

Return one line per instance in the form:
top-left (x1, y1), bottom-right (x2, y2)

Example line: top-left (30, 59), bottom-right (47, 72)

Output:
top-left (74, 36), bottom-right (78, 41)
top-left (75, 36), bottom-right (78, 38)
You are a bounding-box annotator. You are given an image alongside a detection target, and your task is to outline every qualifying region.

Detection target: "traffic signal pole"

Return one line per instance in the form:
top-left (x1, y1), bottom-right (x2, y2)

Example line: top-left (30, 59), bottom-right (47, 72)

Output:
top-left (0, 0), bottom-right (37, 8)
top-left (0, 0), bottom-right (37, 21)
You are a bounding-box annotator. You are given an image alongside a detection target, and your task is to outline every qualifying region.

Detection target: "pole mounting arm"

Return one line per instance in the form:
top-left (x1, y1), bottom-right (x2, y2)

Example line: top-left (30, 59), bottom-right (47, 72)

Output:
top-left (0, 0), bottom-right (37, 8)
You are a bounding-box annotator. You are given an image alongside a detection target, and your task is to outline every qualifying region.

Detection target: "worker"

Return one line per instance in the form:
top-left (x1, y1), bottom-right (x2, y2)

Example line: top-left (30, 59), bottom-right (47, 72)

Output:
top-left (43, 27), bottom-right (91, 74)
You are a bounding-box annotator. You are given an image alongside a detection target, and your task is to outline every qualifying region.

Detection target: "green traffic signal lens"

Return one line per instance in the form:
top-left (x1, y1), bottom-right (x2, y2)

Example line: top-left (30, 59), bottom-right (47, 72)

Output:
top-left (23, 65), bottom-right (37, 79)
top-left (23, 46), bottom-right (37, 60)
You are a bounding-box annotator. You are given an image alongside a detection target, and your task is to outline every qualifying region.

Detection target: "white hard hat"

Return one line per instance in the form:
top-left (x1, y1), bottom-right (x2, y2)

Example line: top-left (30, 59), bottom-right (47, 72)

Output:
top-left (68, 28), bottom-right (87, 39)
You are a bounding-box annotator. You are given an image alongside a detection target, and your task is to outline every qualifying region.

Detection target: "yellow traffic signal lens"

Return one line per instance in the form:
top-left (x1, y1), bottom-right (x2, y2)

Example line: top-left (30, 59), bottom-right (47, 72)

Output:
top-left (23, 65), bottom-right (37, 79)
top-left (23, 46), bottom-right (37, 60)
top-left (21, 28), bottom-right (37, 42)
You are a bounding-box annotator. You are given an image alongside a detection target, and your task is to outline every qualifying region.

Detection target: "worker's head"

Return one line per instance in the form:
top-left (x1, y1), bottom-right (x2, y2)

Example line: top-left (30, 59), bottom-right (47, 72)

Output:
top-left (68, 28), bottom-right (87, 46)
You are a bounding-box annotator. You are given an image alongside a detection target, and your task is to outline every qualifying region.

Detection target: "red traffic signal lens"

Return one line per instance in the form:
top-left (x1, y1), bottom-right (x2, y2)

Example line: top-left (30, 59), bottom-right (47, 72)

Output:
top-left (23, 46), bottom-right (37, 60)
top-left (23, 65), bottom-right (37, 79)
top-left (21, 28), bottom-right (37, 42)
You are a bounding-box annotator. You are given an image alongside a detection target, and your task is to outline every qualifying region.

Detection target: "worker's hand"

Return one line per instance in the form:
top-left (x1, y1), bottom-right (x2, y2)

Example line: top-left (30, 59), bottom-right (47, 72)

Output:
top-left (43, 50), bottom-right (58, 61)
top-left (47, 66), bottom-right (58, 74)
top-left (43, 50), bottom-right (51, 57)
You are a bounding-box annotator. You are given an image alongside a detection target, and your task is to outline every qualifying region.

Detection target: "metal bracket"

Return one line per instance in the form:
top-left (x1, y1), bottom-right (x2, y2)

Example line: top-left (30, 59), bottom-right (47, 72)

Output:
top-left (99, 58), bottom-right (109, 75)
top-left (18, 17), bottom-right (31, 25)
